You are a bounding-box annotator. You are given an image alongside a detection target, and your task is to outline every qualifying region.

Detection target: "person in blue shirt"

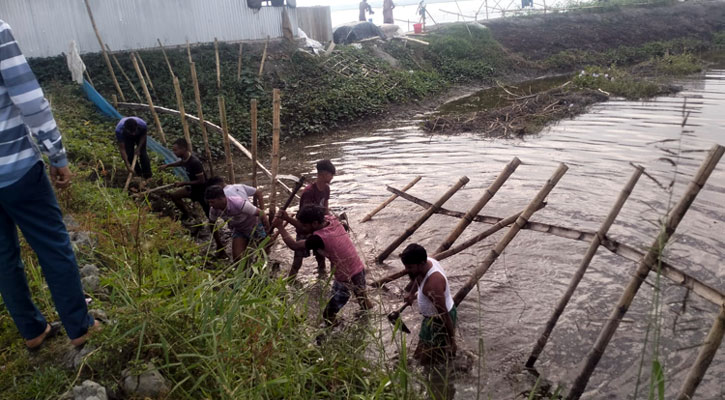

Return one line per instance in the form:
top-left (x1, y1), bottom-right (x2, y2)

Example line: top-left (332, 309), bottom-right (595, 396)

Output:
top-left (115, 116), bottom-right (151, 179)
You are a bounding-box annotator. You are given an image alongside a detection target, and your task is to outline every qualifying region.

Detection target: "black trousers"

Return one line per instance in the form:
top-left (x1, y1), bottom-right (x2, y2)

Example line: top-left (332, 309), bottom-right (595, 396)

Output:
top-left (124, 137), bottom-right (152, 179)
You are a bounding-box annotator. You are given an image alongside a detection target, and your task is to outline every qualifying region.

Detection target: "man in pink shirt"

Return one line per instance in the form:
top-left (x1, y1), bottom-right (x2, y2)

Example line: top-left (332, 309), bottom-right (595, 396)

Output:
top-left (275, 205), bottom-right (372, 329)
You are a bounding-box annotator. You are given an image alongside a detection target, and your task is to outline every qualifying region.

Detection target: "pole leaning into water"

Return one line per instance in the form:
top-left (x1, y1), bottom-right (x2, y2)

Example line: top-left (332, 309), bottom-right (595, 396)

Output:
top-left (361, 176), bottom-right (422, 223)
top-left (130, 53), bottom-right (166, 144)
top-left (526, 165), bottom-right (643, 370)
top-left (453, 163), bottom-right (568, 307)
top-left (190, 62), bottom-right (214, 175)
top-left (676, 304), bottom-right (725, 400)
top-left (376, 176), bottom-right (470, 263)
top-left (435, 157), bottom-right (520, 253)
top-left (217, 96), bottom-right (235, 184)
top-left (173, 76), bottom-right (193, 153)
top-left (566, 144), bottom-right (724, 400)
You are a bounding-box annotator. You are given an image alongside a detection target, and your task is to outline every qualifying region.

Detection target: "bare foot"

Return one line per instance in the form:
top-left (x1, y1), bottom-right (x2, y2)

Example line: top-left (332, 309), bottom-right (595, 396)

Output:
top-left (70, 319), bottom-right (102, 347)
top-left (25, 323), bottom-right (52, 349)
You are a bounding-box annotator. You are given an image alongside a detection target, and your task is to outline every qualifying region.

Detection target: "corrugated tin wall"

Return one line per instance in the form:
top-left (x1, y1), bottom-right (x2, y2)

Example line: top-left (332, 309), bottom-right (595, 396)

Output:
top-left (297, 6), bottom-right (333, 44)
top-left (0, 0), bottom-right (298, 58)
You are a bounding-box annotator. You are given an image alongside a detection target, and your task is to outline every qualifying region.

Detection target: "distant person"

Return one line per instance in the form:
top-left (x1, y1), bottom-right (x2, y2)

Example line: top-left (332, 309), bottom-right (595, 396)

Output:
top-left (274, 205), bottom-right (372, 329)
top-left (115, 116), bottom-right (151, 179)
top-left (384, 0), bottom-right (396, 24)
top-left (359, 0), bottom-right (374, 22)
top-left (400, 244), bottom-right (457, 364)
top-left (287, 159), bottom-right (336, 279)
top-left (0, 19), bottom-right (98, 350)
top-left (160, 138), bottom-right (208, 220)
top-left (417, 0), bottom-right (427, 28)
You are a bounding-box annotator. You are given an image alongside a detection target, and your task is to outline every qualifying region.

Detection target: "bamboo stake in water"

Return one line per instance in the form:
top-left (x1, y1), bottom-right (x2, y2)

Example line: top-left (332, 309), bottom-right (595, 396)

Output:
top-left (106, 44), bottom-right (142, 102)
top-left (435, 157), bottom-right (520, 253)
top-left (190, 62), bottom-right (213, 175)
top-left (130, 53), bottom-right (166, 144)
top-left (217, 96), bottom-right (235, 184)
top-left (453, 163), bottom-right (568, 306)
top-left (157, 38), bottom-right (175, 78)
top-left (136, 52), bottom-right (157, 100)
top-left (676, 305), bottom-right (725, 400)
top-left (566, 144), bottom-right (724, 400)
top-left (83, 0), bottom-right (124, 101)
top-left (526, 165), bottom-right (643, 370)
top-left (214, 37), bottom-right (221, 90)
top-left (361, 176), bottom-right (422, 223)
top-left (251, 99), bottom-right (259, 188)
top-left (376, 176), bottom-right (470, 263)
top-left (237, 43), bottom-right (243, 81)
top-left (270, 89), bottom-right (281, 218)
top-left (258, 36), bottom-right (270, 78)
top-left (172, 76), bottom-right (192, 153)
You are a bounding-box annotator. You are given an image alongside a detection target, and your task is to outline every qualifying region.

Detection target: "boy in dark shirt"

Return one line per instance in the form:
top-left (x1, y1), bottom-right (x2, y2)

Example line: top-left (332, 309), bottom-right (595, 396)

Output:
top-left (288, 159), bottom-right (335, 279)
top-left (115, 116), bottom-right (151, 179)
top-left (160, 138), bottom-right (208, 219)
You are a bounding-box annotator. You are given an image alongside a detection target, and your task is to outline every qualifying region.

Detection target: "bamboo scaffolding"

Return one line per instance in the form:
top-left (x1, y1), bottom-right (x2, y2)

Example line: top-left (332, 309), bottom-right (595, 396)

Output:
top-left (453, 163), bottom-right (568, 306)
top-left (214, 37), bottom-right (221, 90)
top-left (258, 36), bottom-right (270, 78)
top-left (83, 0), bottom-right (124, 101)
top-left (237, 43), bottom-right (244, 81)
top-left (135, 52), bottom-right (157, 99)
top-left (130, 53), bottom-right (166, 144)
top-left (435, 157), bottom-right (520, 253)
top-left (217, 96), bottom-right (235, 183)
top-left (172, 76), bottom-right (193, 153)
top-left (676, 305), bottom-right (725, 400)
top-left (106, 44), bottom-right (141, 102)
top-left (189, 62), bottom-right (213, 174)
top-left (251, 99), bottom-right (259, 187)
top-left (361, 176), bottom-right (422, 223)
top-left (388, 185), bottom-right (725, 307)
top-left (526, 165), bottom-right (643, 370)
top-left (376, 176), bottom-right (470, 263)
top-left (115, 101), bottom-right (295, 196)
top-left (157, 38), bottom-right (175, 77)
top-left (566, 144), bottom-right (724, 400)
top-left (270, 89), bottom-right (281, 217)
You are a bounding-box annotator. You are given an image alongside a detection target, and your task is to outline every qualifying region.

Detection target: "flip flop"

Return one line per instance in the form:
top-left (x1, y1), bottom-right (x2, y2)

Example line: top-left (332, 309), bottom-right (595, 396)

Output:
top-left (26, 321), bottom-right (62, 353)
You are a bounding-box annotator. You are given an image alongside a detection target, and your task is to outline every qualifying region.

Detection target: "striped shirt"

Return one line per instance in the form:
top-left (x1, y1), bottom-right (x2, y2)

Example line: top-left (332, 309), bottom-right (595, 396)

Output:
top-left (0, 20), bottom-right (66, 188)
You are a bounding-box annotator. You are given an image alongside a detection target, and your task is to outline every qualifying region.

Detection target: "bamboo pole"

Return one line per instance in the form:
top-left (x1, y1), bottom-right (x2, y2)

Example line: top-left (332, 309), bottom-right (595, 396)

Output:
top-left (376, 176), bottom-right (470, 263)
top-left (131, 183), bottom-right (176, 198)
top-left (251, 99), bottom-right (258, 187)
top-left (186, 40), bottom-right (192, 64)
top-left (157, 38), bottom-right (175, 78)
top-left (136, 52), bottom-right (157, 100)
top-left (435, 157), bottom-right (520, 253)
top-left (172, 76), bottom-right (192, 153)
top-left (214, 37), bottom-right (221, 90)
top-left (258, 36), bottom-right (270, 78)
top-left (526, 166), bottom-right (643, 370)
top-left (106, 44), bottom-right (141, 102)
top-left (130, 53), bottom-right (166, 144)
top-left (676, 305), bottom-right (725, 400)
top-left (453, 164), bottom-right (568, 306)
top-left (566, 144), bottom-right (724, 400)
top-left (111, 94), bottom-right (118, 109)
top-left (190, 62), bottom-right (213, 175)
top-left (270, 89), bottom-right (281, 218)
top-left (237, 43), bottom-right (243, 81)
top-left (217, 96), bottom-right (235, 183)
top-left (83, 0), bottom-right (124, 101)
top-left (361, 176), bottom-right (422, 222)
top-left (123, 153), bottom-right (138, 192)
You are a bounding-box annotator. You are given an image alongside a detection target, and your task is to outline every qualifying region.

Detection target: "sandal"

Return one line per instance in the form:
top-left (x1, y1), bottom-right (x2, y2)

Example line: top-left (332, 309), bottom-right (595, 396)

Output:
top-left (26, 321), bottom-right (62, 353)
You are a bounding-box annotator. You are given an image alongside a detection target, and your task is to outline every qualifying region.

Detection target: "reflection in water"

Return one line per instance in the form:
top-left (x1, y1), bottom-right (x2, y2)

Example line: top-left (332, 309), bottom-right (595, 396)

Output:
top-left (264, 70), bottom-right (725, 398)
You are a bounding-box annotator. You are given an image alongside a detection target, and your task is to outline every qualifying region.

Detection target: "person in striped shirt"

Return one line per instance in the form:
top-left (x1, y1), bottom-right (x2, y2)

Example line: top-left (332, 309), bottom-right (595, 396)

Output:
top-left (0, 20), bottom-right (98, 350)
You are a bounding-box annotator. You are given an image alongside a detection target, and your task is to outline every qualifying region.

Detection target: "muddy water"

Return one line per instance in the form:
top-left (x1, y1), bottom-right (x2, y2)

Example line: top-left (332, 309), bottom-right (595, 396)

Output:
top-left (265, 70), bottom-right (725, 399)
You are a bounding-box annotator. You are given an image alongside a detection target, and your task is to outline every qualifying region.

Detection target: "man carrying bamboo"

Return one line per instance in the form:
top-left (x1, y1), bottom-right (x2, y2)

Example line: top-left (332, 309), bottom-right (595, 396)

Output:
top-left (400, 243), bottom-right (457, 364)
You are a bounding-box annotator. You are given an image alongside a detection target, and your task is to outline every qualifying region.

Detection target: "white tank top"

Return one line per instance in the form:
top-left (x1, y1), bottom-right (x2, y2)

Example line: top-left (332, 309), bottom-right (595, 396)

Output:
top-left (417, 258), bottom-right (454, 317)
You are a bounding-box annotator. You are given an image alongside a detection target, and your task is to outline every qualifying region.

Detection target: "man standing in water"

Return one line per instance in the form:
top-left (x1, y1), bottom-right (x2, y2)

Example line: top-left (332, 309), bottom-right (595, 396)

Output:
top-left (359, 0), bottom-right (374, 22)
top-left (383, 0), bottom-right (395, 24)
top-left (400, 243), bottom-right (457, 364)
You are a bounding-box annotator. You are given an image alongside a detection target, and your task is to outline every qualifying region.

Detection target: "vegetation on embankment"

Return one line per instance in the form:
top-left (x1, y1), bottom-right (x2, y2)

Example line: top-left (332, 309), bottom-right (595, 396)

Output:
top-left (0, 84), bottom-right (423, 399)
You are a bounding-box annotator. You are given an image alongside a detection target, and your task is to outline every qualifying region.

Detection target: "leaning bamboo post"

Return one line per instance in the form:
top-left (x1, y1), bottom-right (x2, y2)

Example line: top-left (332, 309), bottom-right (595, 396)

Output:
top-left (172, 76), bottom-right (192, 153)
top-left (190, 62), bottom-right (213, 175)
top-left (566, 144), bottom-right (724, 400)
top-left (157, 38), bottom-right (175, 78)
top-left (251, 99), bottom-right (259, 187)
top-left (111, 94), bottom-right (118, 109)
top-left (676, 305), bottom-right (725, 400)
top-left (123, 153), bottom-right (138, 192)
top-left (435, 157), bottom-right (520, 253)
top-left (186, 40), bottom-right (193, 64)
top-left (106, 44), bottom-right (142, 102)
top-left (453, 164), bottom-right (568, 306)
top-left (258, 36), bottom-right (270, 78)
top-left (270, 89), bottom-right (281, 218)
top-left (237, 43), bottom-right (243, 81)
top-left (217, 96), bottom-right (235, 184)
top-left (214, 37), bottom-right (221, 90)
top-left (83, 0), bottom-right (124, 101)
top-left (526, 165), bottom-right (643, 370)
top-left (376, 176), bottom-right (470, 263)
top-left (361, 176), bottom-right (422, 223)
top-left (130, 53), bottom-right (166, 144)
top-left (136, 52), bottom-right (157, 99)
